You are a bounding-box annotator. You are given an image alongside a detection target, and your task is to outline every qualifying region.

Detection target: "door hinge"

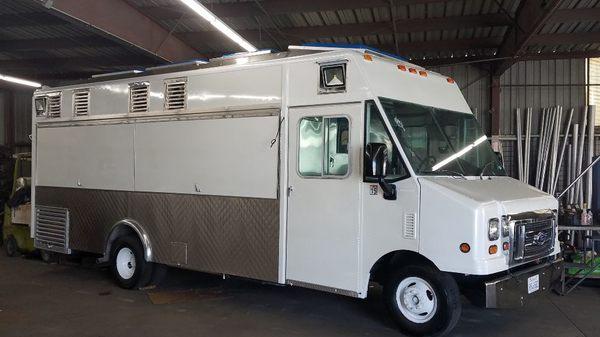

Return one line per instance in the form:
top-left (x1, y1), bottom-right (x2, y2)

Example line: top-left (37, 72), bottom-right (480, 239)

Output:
top-left (287, 186), bottom-right (293, 196)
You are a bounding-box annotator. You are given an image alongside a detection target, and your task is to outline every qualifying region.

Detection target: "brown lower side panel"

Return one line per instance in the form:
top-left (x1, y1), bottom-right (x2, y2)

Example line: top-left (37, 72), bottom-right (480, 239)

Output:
top-left (35, 186), bottom-right (280, 282)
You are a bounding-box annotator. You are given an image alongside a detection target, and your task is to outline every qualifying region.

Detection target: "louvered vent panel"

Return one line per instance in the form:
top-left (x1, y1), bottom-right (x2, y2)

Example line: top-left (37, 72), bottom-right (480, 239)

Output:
top-left (73, 89), bottom-right (90, 116)
top-left (47, 94), bottom-right (61, 118)
top-left (129, 82), bottom-right (149, 113)
top-left (34, 206), bottom-right (71, 254)
top-left (164, 79), bottom-right (187, 110)
top-left (403, 213), bottom-right (417, 239)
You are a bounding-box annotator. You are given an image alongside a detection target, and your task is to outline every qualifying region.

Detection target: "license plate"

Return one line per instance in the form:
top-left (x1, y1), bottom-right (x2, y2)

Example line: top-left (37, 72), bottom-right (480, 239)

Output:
top-left (527, 274), bottom-right (540, 294)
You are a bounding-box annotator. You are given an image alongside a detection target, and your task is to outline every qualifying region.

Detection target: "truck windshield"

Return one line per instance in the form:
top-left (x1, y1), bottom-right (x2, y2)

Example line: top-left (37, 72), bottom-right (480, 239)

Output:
top-left (379, 97), bottom-right (506, 177)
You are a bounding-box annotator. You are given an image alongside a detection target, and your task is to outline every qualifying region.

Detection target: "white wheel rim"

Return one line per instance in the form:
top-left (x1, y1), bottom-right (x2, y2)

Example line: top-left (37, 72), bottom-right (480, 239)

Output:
top-left (395, 276), bottom-right (438, 323)
top-left (116, 247), bottom-right (136, 280)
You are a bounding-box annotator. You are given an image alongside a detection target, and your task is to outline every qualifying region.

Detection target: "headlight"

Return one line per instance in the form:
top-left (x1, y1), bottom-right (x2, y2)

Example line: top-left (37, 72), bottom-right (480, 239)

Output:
top-left (501, 217), bottom-right (510, 237)
top-left (488, 218), bottom-right (499, 241)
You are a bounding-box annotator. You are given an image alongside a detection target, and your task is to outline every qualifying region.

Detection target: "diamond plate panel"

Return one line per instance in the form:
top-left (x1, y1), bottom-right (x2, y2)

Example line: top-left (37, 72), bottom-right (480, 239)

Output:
top-left (35, 187), bottom-right (280, 282)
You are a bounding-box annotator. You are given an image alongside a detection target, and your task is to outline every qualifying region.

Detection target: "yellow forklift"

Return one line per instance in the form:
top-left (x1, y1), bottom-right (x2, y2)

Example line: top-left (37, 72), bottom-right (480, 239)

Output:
top-left (2, 153), bottom-right (53, 261)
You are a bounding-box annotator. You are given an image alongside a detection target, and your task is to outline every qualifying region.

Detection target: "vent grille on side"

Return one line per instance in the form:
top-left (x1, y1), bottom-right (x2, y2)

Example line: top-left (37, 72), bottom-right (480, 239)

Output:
top-left (164, 78), bottom-right (187, 110)
top-left (34, 206), bottom-right (70, 254)
top-left (73, 89), bottom-right (90, 116)
top-left (129, 82), bottom-right (149, 113)
top-left (403, 213), bottom-right (417, 239)
top-left (48, 94), bottom-right (62, 118)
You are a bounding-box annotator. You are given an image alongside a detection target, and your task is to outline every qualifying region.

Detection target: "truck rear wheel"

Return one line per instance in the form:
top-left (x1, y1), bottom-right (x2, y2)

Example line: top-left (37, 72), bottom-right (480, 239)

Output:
top-left (110, 236), bottom-right (153, 289)
top-left (5, 235), bottom-right (18, 257)
top-left (384, 265), bottom-right (461, 337)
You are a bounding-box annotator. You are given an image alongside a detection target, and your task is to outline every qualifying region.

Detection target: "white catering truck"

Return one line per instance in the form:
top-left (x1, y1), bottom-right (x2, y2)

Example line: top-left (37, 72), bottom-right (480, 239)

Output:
top-left (31, 46), bottom-right (562, 336)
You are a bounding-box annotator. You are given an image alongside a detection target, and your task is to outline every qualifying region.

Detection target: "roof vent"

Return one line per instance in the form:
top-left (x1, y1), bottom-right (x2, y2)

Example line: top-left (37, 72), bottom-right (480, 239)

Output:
top-left (129, 82), bottom-right (149, 113)
top-left (47, 93), bottom-right (62, 118)
top-left (73, 89), bottom-right (90, 116)
top-left (164, 78), bottom-right (187, 111)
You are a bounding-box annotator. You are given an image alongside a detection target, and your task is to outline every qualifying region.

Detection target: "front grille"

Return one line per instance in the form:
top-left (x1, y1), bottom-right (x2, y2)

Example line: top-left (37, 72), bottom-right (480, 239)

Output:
top-left (511, 214), bottom-right (555, 263)
top-left (34, 206), bottom-right (71, 254)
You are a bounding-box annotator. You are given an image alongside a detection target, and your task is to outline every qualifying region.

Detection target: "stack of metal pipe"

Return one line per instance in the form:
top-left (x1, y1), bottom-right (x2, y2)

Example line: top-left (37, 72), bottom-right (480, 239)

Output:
top-left (515, 105), bottom-right (597, 208)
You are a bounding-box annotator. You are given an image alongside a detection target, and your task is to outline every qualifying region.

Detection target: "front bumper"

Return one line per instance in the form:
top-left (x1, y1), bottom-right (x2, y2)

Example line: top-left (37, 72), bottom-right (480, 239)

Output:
top-left (485, 257), bottom-right (563, 308)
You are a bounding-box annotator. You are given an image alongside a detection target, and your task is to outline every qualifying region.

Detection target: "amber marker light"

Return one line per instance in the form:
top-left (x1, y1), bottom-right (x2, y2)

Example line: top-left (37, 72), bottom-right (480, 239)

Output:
top-left (363, 54), bottom-right (373, 61)
top-left (408, 68), bottom-right (417, 74)
top-left (419, 70), bottom-right (428, 77)
top-left (459, 243), bottom-right (470, 253)
top-left (447, 77), bottom-right (455, 83)
top-left (489, 245), bottom-right (498, 255)
top-left (397, 64), bottom-right (407, 71)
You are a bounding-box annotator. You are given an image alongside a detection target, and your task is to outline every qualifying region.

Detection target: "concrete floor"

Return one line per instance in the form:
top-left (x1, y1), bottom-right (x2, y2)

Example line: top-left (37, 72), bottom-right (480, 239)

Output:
top-left (0, 253), bottom-right (598, 337)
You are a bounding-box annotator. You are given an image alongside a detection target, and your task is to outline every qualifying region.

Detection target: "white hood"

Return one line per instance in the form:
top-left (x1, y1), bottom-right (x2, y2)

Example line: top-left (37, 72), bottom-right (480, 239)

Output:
top-left (418, 176), bottom-right (558, 215)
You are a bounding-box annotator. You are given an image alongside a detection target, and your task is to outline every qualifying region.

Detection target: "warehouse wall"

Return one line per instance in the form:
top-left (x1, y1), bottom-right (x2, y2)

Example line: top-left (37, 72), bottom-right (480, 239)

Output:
top-left (499, 59), bottom-right (587, 136)
top-left (0, 88), bottom-right (33, 152)
top-left (497, 59), bottom-right (589, 191)
top-left (431, 64), bottom-right (491, 133)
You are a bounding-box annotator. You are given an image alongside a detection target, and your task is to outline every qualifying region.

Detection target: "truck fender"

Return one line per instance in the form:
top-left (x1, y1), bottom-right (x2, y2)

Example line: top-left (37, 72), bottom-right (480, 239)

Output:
top-left (369, 250), bottom-right (438, 284)
top-left (100, 219), bottom-right (154, 263)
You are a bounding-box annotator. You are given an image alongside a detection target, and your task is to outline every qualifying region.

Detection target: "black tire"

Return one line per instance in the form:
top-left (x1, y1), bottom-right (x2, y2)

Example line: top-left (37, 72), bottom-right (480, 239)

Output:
top-left (39, 250), bottom-right (57, 264)
top-left (110, 236), bottom-right (153, 289)
top-left (5, 235), bottom-right (18, 257)
top-left (384, 265), bottom-right (461, 337)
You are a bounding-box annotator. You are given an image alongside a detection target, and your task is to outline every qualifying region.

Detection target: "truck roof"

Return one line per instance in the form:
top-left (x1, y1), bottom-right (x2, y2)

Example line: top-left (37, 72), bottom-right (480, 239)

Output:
top-left (36, 45), bottom-right (428, 91)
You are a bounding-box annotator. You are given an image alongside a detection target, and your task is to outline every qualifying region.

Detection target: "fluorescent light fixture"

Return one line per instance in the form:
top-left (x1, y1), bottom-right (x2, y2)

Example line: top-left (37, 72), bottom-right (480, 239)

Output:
top-left (0, 73), bottom-right (41, 88)
top-left (432, 135), bottom-right (487, 172)
top-left (179, 0), bottom-right (257, 52)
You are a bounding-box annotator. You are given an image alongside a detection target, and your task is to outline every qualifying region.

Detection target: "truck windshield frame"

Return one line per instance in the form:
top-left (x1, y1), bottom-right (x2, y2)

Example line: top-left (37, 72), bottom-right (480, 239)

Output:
top-left (378, 97), bottom-right (506, 177)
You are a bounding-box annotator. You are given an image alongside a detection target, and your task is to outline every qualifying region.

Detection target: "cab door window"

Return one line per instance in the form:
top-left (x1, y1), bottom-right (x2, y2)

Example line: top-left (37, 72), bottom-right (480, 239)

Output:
top-left (298, 116), bottom-right (350, 177)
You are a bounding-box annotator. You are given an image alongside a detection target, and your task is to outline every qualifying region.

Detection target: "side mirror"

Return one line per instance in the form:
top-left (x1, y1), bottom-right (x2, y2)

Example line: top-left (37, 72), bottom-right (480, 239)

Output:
top-left (365, 143), bottom-right (396, 200)
top-left (494, 151), bottom-right (504, 166)
top-left (365, 143), bottom-right (388, 178)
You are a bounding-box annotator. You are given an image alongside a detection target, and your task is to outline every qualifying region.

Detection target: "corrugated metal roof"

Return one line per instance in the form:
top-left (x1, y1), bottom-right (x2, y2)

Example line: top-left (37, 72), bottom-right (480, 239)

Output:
top-left (1, 0), bottom-right (599, 84)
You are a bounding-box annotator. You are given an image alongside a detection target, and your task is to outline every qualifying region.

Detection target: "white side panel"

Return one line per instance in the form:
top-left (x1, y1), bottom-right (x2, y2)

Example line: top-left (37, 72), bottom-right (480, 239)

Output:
top-left (90, 83), bottom-right (130, 116)
top-left (134, 116), bottom-right (279, 199)
top-left (187, 66), bottom-right (282, 112)
top-left (36, 124), bottom-right (134, 190)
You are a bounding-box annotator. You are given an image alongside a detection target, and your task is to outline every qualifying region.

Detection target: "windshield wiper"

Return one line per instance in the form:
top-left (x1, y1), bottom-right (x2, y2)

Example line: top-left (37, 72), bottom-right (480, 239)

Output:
top-left (479, 160), bottom-right (496, 180)
top-left (424, 169), bottom-right (467, 179)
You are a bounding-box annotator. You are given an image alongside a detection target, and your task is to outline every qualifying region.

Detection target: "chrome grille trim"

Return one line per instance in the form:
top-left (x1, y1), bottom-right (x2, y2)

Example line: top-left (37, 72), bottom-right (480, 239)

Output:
top-left (34, 205), bottom-right (71, 254)
top-left (509, 210), bottom-right (555, 264)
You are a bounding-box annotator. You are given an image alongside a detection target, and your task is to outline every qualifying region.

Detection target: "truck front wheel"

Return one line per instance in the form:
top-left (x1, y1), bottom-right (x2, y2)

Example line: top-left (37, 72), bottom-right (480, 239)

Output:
top-left (384, 265), bottom-right (461, 337)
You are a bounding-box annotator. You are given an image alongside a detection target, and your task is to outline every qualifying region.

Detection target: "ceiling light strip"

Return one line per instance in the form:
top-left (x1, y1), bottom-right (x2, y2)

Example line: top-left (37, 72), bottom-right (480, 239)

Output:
top-left (0, 73), bottom-right (41, 88)
top-left (178, 0), bottom-right (257, 53)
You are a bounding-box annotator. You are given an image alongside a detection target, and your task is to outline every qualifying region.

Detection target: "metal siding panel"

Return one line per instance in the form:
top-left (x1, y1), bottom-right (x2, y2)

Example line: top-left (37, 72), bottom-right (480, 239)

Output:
top-left (36, 187), bottom-right (280, 282)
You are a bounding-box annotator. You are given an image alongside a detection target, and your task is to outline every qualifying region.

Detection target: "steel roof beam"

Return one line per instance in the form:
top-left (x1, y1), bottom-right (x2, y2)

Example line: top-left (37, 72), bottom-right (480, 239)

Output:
top-left (0, 37), bottom-right (116, 52)
top-left (39, 0), bottom-right (201, 62)
top-left (548, 7), bottom-right (600, 24)
top-left (177, 13), bottom-right (511, 43)
top-left (138, 0), bottom-right (452, 19)
top-left (418, 50), bottom-right (600, 67)
top-left (0, 55), bottom-right (154, 69)
top-left (529, 32), bottom-right (600, 47)
top-left (493, 0), bottom-right (562, 76)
